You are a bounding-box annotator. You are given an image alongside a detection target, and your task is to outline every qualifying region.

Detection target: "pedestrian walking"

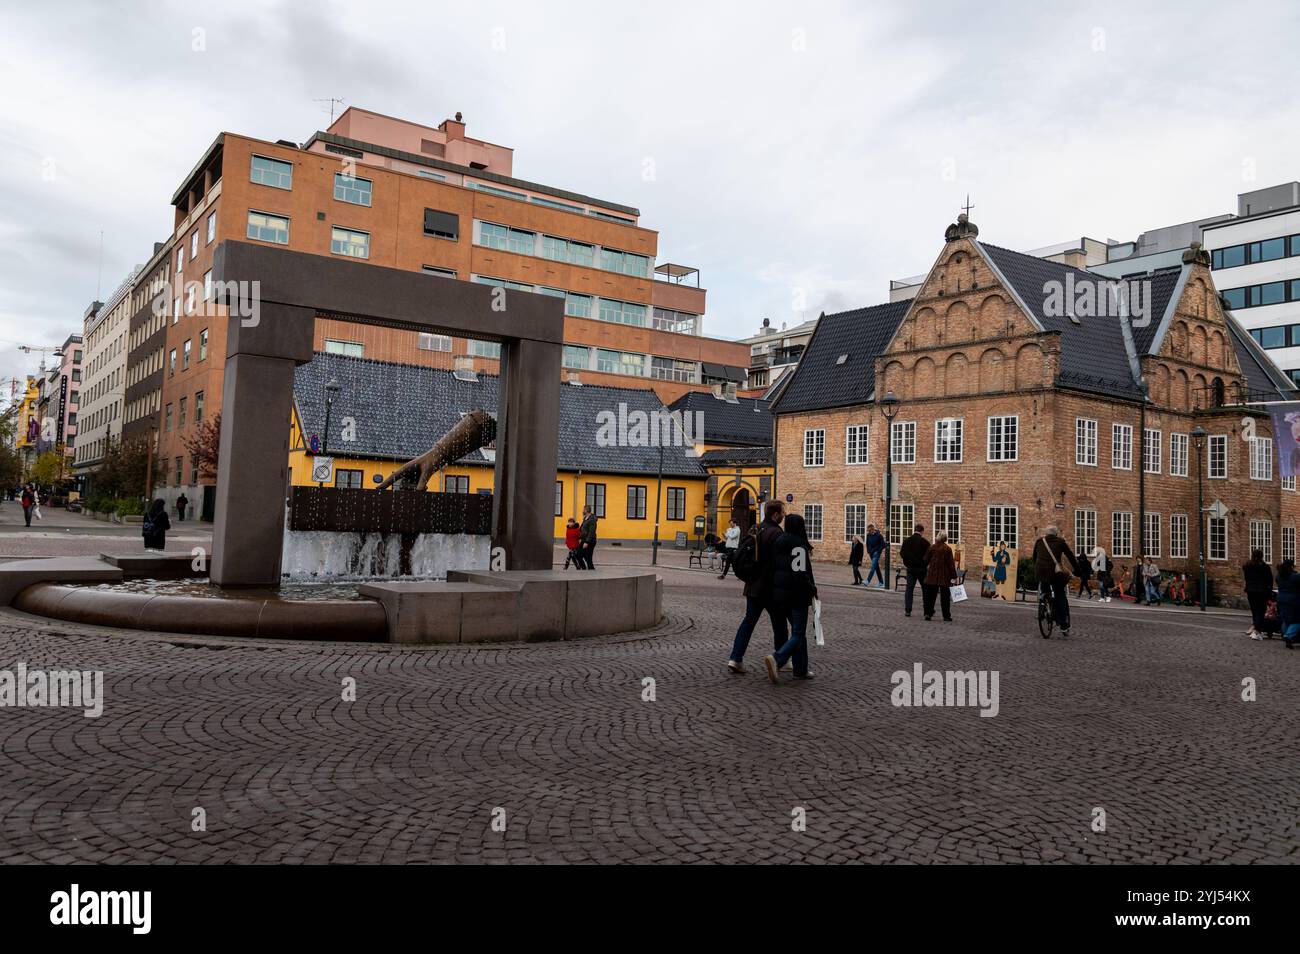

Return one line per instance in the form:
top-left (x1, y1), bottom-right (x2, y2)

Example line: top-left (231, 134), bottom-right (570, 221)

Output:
top-left (142, 498), bottom-right (171, 551)
top-left (727, 501), bottom-right (789, 673)
top-left (718, 520), bottom-right (741, 579)
top-left (848, 534), bottom-right (864, 585)
top-left (176, 493), bottom-right (189, 521)
top-left (577, 505), bottom-right (598, 570)
top-left (1033, 526), bottom-right (1079, 637)
top-left (32, 488), bottom-right (42, 521)
top-left (1090, 546), bottom-right (1111, 601)
top-left (1243, 549), bottom-right (1274, 640)
top-left (1143, 557), bottom-right (1162, 604)
top-left (762, 512), bottom-right (817, 682)
top-left (1277, 558), bottom-right (1299, 650)
top-left (562, 518), bottom-right (581, 569)
top-left (864, 523), bottom-right (887, 587)
top-left (899, 524), bottom-right (930, 617)
top-left (921, 531), bottom-right (957, 621)
top-left (1076, 552), bottom-right (1094, 600)
top-left (20, 484), bottom-right (34, 527)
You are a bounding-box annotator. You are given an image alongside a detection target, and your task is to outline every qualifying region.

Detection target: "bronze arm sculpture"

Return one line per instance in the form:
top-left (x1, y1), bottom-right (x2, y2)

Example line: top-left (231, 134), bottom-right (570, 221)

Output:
top-left (374, 409), bottom-right (497, 492)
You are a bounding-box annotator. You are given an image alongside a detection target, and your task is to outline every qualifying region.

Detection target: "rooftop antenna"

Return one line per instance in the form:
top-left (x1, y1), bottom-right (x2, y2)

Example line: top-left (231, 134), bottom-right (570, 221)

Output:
top-left (314, 97), bottom-right (347, 124)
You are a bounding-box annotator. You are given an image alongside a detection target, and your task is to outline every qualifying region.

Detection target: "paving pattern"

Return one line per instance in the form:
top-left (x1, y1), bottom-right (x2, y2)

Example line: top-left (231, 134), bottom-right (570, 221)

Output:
top-left (0, 576), bottom-right (1295, 864)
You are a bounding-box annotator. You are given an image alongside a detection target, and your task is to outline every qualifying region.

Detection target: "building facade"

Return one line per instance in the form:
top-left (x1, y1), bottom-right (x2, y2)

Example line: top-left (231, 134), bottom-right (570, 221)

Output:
top-left (122, 239), bottom-right (174, 451)
top-left (32, 334), bottom-right (82, 483)
top-left (773, 216), bottom-right (1300, 599)
top-left (740, 317), bottom-right (816, 392)
top-left (74, 267), bottom-right (138, 491)
top-left (147, 107), bottom-right (748, 515)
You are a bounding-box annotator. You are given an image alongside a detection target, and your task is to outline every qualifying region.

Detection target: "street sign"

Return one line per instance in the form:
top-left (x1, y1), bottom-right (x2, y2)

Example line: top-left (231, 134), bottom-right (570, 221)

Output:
top-left (311, 456), bottom-right (335, 484)
top-left (1206, 499), bottom-right (1228, 520)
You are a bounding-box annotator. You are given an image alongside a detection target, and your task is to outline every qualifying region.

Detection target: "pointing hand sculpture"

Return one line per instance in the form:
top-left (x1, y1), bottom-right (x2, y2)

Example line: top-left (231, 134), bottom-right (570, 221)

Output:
top-left (374, 409), bottom-right (497, 492)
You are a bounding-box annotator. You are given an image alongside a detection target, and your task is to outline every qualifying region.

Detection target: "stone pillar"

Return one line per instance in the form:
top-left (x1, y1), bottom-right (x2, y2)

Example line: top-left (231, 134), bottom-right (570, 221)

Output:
top-left (210, 304), bottom-right (315, 587)
top-left (493, 337), bottom-right (562, 570)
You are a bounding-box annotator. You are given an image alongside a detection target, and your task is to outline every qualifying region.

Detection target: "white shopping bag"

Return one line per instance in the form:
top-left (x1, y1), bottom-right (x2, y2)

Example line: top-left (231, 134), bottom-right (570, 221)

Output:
top-left (812, 597), bottom-right (825, 646)
top-left (949, 584), bottom-right (968, 603)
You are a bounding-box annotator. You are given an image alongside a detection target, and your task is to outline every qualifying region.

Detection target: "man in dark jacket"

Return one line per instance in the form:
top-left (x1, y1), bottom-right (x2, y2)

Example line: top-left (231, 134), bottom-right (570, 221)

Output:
top-left (848, 535), bottom-right (865, 585)
top-left (727, 501), bottom-right (789, 673)
top-left (899, 524), bottom-right (930, 617)
top-left (864, 524), bottom-right (887, 588)
top-left (578, 506), bottom-right (598, 569)
top-left (1033, 525), bottom-right (1079, 637)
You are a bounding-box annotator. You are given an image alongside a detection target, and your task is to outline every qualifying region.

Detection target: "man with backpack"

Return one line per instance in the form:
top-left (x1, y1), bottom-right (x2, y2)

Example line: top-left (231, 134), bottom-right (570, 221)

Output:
top-left (726, 500), bottom-right (789, 674)
top-left (899, 523), bottom-right (931, 617)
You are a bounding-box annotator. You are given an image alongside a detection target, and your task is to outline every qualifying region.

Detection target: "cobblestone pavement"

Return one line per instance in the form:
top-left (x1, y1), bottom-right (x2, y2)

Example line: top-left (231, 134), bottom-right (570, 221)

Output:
top-left (0, 573), bottom-right (1295, 864)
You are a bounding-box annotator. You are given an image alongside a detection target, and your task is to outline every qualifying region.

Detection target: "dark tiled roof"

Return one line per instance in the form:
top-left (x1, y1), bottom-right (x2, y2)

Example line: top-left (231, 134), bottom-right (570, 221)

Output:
top-left (1130, 269), bottom-right (1182, 355)
top-left (698, 446), bottom-right (773, 466)
top-left (771, 300), bottom-right (912, 414)
top-left (295, 353), bottom-right (707, 477)
top-left (979, 242), bottom-right (1152, 400)
top-left (667, 391), bottom-right (772, 446)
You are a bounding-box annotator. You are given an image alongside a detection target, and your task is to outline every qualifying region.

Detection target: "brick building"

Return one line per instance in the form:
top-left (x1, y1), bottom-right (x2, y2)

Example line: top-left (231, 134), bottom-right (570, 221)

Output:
top-left (149, 106), bottom-right (747, 516)
top-left (772, 215), bottom-right (1300, 598)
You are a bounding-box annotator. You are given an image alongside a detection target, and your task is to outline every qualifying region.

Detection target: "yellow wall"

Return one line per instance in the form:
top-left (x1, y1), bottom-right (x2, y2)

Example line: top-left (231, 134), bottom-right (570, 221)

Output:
top-left (288, 407), bottom-right (709, 541)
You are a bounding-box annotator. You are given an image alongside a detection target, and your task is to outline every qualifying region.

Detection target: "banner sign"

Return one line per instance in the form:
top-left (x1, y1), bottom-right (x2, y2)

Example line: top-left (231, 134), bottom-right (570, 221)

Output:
top-left (1269, 401), bottom-right (1300, 479)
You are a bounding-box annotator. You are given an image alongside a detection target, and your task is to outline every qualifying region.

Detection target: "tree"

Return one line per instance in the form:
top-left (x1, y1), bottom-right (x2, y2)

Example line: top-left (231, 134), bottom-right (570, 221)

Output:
top-left (181, 412), bottom-right (221, 481)
top-left (95, 436), bottom-right (161, 500)
top-left (32, 448), bottom-right (71, 488)
top-left (0, 406), bottom-right (25, 490)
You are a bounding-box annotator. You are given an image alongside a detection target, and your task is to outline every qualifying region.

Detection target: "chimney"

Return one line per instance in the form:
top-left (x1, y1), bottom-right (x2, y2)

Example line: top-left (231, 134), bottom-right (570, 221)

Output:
top-left (442, 112), bottom-right (466, 141)
top-left (566, 370), bottom-right (583, 386)
top-left (453, 355), bottom-right (478, 382)
top-left (723, 382), bottom-right (739, 403)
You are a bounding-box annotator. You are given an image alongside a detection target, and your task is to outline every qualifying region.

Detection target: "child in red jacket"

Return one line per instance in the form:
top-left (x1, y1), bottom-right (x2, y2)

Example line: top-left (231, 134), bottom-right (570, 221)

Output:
top-left (563, 519), bottom-right (581, 569)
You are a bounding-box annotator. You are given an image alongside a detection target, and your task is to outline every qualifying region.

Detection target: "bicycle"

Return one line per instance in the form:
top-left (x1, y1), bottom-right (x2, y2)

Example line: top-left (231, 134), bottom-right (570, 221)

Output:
top-left (1037, 585), bottom-right (1055, 639)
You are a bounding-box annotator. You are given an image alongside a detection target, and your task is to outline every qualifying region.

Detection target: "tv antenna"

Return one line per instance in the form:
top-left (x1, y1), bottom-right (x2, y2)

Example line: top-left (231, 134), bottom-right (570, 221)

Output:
top-left (314, 97), bottom-right (347, 124)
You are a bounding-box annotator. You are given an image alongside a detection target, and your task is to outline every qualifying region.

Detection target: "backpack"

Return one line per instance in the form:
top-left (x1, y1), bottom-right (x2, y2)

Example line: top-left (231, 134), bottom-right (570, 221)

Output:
top-left (142, 515), bottom-right (155, 537)
top-left (731, 531), bottom-right (761, 583)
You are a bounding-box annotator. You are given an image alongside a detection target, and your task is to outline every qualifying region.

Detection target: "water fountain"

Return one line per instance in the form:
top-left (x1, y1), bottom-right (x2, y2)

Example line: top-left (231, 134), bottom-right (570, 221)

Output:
top-left (3, 240), bottom-right (663, 643)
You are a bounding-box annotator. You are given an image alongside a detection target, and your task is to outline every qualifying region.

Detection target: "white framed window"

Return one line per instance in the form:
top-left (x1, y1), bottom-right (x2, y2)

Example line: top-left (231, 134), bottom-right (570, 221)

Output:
top-left (190, 230), bottom-right (199, 260)
top-left (206, 211), bottom-right (217, 244)
top-left (1170, 433), bottom-right (1189, 477)
top-left (1208, 434), bottom-right (1227, 479)
top-left (1170, 514), bottom-right (1189, 559)
top-left (422, 265), bottom-right (457, 279)
top-left (844, 504), bottom-right (866, 541)
top-left (417, 333), bottom-right (452, 352)
top-left (1076, 418), bottom-right (1097, 466)
top-left (987, 415), bottom-right (1018, 461)
top-left (1112, 423), bottom-right (1133, 470)
top-left (803, 504), bottom-right (824, 541)
top-left (890, 421), bottom-right (916, 464)
top-left (1144, 512), bottom-right (1161, 558)
top-left (330, 226), bottom-right (370, 259)
top-left (1074, 508), bottom-right (1097, 555)
top-left (1284, 476), bottom-right (1297, 491)
top-left (333, 173), bottom-right (373, 206)
top-left (324, 339), bottom-right (364, 357)
top-left (246, 210), bottom-right (289, 245)
top-left (889, 503), bottom-right (914, 546)
top-left (1250, 519), bottom-right (1272, 562)
top-left (987, 505), bottom-right (1018, 550)
top-left (1208, 516), bottom-right (1227, 560)
top-left (845, 424), bottom-right (870, 465)
top-left (1112, 511), bottom-right (1133, 558)
top-left (1250, 437), bottom-right (1273, 481)
top-left (934, 418), bottom-right (963, 463)
top-left (250, 154), bottom-right (293, 189)
top-left (203, 269), bottom-right (212, 301)
top-left (933, 504), bottom-right (961, 544)
top-left (1143, 428), bottom-right (1162, 474)
top-left (1283, 525), bottom-right (1296, 562)
top-left (803, 429), bottom-right (825, 467)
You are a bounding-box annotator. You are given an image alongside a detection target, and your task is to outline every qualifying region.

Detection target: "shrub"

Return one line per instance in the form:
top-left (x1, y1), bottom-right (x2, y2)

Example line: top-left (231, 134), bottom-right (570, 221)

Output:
top-left (114, 497), bottom-right (144, 517)
top-left (1017, 556), bottom-right (1037, 591)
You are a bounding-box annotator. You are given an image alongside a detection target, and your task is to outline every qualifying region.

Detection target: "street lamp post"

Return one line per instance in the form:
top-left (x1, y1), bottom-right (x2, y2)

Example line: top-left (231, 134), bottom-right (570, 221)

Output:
top-left (320, 379), bottom-right (340, 488)
top-left (1192, 425), bottom-right (1207, 611)
top-left (881, 391), bottom-right (901, 590)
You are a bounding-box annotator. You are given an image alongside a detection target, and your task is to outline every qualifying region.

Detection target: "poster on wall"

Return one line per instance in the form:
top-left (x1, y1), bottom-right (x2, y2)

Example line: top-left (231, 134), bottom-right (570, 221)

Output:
top-left (981, 544), bottom-right (1017, 600)
top-left (1268, 402), bottom-right (1300, 478)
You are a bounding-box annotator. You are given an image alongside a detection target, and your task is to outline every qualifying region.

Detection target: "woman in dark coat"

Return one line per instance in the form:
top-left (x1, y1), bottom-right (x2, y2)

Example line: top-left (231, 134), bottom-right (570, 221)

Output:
top-left (1242, 549), bottom-right (1274, 639)
top-left (762, 513), bottom-right (817, 682)
top-left (1275, 559), bottom-right (1299, 650)
top-left (922, 531), bottom-right (958, 621)
top-left (142, 498), bottom-right (171, 551)
top-left (848, 535), bottom-right (864, 585)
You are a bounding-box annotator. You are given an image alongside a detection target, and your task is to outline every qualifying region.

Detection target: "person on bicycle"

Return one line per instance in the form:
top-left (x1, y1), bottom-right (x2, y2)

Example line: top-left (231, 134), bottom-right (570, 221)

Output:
top-left (1033, 525), bottom-right (1079, 637)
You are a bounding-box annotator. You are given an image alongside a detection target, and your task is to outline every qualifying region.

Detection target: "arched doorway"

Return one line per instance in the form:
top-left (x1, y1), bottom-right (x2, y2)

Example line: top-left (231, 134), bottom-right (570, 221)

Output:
top-left (730, 488), bottom-right (755, 532)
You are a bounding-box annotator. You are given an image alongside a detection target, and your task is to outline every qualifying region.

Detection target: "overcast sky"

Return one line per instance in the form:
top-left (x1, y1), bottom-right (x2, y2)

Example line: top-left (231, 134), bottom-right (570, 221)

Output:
top-left (2, 0), bottom-right (1299, 394)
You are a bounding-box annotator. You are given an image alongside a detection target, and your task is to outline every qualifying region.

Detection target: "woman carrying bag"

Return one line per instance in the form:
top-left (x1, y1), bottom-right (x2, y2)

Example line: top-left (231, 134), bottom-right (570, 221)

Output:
top-left (762, 513), bottom-right (818, 683)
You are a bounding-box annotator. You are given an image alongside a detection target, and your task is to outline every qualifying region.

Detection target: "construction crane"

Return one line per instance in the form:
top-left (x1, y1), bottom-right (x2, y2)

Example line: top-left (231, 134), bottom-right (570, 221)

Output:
top-left (16, 344), bottom-right (63, 372)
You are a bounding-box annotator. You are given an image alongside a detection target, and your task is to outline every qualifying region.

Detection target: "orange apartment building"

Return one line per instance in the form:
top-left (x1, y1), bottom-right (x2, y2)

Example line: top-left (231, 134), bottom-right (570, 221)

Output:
top-left (153, 107), bottom-right (748, 515)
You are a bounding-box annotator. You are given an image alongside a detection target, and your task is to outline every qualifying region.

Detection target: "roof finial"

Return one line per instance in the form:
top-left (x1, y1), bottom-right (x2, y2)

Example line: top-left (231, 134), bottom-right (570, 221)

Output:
top-left (961, 194), bottom-right (974, 218)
